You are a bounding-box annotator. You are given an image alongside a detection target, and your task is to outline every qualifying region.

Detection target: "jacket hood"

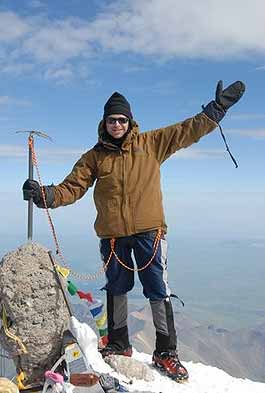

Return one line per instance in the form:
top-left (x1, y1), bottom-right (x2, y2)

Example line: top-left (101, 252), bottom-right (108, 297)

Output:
top-left (97, 119), bottom-right (139, 150)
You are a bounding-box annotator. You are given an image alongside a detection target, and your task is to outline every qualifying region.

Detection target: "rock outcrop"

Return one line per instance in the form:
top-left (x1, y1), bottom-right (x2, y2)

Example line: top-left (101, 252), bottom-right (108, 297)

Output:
top-left (0, 243), bottom-right (69, 386)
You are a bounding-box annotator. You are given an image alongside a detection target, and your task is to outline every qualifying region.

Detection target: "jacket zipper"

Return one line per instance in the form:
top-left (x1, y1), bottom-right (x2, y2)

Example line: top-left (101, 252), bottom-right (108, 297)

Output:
top-left (121, 149), bottom-right (129, 235)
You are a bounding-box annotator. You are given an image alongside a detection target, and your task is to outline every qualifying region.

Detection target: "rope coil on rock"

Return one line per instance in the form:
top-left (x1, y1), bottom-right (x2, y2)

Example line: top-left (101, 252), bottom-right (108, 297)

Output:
top-left (1, 305), bottom-right (28, 354)
top-left (29, 137), bottom-right (162, 279)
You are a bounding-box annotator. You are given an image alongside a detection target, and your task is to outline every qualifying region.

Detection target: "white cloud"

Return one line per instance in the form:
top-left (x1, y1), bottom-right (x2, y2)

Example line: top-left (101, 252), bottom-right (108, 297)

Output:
top-left (230, 113), bottom-right (265, 121)
top-left (124, 64), bottom-right (147, 73)
top-left (22, 19), bottom-right (92, 63)
top-left (0, 96), bottom-right (9, 105)
top-left (173, 147), bottom-right (225, 160)
top-left (0, 0), bottom-right (265, 80)
top-left (255, 65), bottom-right (265, 71)
top-left (0, 144), bottom-right (27, 158)
top-left (89, 0), bottom-right (265, 58)
top-left (0, 144), bottom-right (84, 161)
top-left (44, 66), bottom-right (74, 83)
top-left (250, 241), bottom-right (265, 248)
top-left (0, 11), bottom-right (30, 42)
top-left (0, 95), bottom-right (31, 107)
top-left (227, 128), bottom-right (265, 140)
top-left (29, 0), bottom-right (45, 8)
top-left (0, 62), bottom-right (34, 75)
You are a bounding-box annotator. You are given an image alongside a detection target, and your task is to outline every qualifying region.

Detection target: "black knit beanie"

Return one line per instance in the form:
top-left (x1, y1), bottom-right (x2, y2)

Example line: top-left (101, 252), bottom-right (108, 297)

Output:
top-left (103, 92), bottom-right (133, 119)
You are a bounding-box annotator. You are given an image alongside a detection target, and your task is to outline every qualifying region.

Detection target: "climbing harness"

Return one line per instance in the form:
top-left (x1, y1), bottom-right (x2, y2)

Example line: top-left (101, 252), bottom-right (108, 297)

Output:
top-left (28, 136), bottom-right (162, 280)
top-left (109, 229), bottom-right (162, 272)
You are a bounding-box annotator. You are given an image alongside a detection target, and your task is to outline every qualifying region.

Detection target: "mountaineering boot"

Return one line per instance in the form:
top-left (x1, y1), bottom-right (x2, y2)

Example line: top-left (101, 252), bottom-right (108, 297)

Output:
top-left (150, 297), bottom-right (188, 381)
top-left (152, 350), bottom-right (189, 382)
top-left (100, 344), bottom-right (132, 358)
top-left (101, 292), bottom-right (132, 358)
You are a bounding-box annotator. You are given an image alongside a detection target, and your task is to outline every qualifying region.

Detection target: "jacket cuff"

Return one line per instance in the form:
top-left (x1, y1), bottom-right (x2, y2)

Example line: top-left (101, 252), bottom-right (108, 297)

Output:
top-left (35, 185), bottom-right (55, 208)
top-left (203, 100), bottom-right (226, 123)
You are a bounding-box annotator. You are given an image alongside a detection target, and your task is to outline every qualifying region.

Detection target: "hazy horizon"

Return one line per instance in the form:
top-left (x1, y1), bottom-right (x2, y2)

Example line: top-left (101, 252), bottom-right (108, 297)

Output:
top-left (1, 229), bottom-right (264, 331)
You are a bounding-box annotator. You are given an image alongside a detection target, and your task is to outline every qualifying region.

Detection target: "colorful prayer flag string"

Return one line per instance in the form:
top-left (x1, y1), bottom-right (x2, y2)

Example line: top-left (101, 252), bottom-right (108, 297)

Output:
top-left (67, 280), bottom-right (77, 295)
top-left (77, 290), bottom-right (93, 303)
top-left (56, 268), bottom-right (108, 346)
top-left (96, 311), bottom-right (107, 328)
top-left (56, 265), bottom-right (70, 279)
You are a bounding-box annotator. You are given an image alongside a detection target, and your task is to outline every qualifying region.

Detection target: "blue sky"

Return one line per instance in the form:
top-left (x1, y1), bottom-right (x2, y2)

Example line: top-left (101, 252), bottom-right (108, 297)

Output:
top-left (0, 0), bottom-right (264, 282)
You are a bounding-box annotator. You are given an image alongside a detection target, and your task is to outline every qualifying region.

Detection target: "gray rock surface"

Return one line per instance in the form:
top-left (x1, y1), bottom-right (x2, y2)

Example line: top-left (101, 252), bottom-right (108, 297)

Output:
top-left (104, 355), bottom-right (154, 382)
top-left (0, 243), bottom-right (69, 385)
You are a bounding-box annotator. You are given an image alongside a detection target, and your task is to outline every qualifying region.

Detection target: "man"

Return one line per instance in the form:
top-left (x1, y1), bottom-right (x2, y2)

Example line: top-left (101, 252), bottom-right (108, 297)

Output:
top-left (23, 81), bottom-right (245, 382)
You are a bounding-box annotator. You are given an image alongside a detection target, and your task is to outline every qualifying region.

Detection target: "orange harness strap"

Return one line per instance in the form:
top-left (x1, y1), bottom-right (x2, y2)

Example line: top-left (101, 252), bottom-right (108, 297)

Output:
top-left (109, 229), bottom-right (162, 272)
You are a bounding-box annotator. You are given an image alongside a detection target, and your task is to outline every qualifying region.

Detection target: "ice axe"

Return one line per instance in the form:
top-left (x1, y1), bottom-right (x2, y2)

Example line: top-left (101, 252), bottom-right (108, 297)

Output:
top-left (16, 130), bottom-right (52, 242)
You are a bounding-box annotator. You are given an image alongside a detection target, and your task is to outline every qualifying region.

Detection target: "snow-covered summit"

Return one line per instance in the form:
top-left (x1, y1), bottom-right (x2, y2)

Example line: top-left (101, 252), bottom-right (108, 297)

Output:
top-left (129, 350), bottom-right (265, 393)
top-left (72, 316), bottom-right (265, 393)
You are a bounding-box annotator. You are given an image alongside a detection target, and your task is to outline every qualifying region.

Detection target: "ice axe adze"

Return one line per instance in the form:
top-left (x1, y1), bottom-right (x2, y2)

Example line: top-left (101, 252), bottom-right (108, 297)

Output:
top-left (16, 130), bottom-right (52, 242)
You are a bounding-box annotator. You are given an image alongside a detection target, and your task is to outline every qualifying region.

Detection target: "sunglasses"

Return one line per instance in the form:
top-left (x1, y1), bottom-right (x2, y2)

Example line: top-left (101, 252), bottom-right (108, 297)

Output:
top-left (106, 117), bottom-right (129, 125)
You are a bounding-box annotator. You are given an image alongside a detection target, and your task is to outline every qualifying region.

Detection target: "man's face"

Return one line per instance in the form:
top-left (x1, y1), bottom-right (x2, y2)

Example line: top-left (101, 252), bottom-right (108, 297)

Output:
top-left (105, 114), bottom-right (129, 139)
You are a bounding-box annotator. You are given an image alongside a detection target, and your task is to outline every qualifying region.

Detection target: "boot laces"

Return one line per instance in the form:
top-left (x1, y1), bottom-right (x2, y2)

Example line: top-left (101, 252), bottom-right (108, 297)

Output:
top-left (167, 356), bottom-right (182, 370)
top-left (160, 351), bottom-right (186, 373)
top-left (165, 352), bottom-right (181, 367)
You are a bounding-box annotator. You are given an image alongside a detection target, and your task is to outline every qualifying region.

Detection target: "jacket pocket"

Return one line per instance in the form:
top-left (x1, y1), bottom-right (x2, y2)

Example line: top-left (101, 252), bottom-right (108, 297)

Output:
top-left (94, 198), bottom-right (122, 237)
top-left (97, 157), bottom-right (113, 178)
top-left (133, 190), bottom-right (163, 230)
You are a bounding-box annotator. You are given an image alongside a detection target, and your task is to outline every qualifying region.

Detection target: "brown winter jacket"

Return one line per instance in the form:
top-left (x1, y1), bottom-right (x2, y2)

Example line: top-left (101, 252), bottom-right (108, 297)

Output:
top-left (52, 113), bottom-right (217, 238)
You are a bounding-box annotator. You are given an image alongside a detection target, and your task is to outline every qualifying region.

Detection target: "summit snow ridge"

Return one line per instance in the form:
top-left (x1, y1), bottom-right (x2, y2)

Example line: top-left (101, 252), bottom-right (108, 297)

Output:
top-left (122, 350), bottom-right (265, 393)
top-left (66, 316), bottom-right (265, 393)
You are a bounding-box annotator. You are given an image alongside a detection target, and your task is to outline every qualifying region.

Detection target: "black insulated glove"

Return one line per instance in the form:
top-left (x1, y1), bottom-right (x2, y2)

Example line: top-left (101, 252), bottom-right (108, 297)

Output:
top-left (203, 80), bottom-right (246, 123)
top-left (23, 179), bottom-right (55, 208)
top-left (215, 80), bottom-right (245, 111)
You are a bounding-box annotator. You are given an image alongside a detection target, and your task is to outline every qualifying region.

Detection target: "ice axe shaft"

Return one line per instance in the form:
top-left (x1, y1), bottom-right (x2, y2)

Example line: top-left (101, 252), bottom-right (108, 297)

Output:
top-left (48, 251), bottom-right (73, 317)
top-left (27, 136), bottom-right (34, 241)
top-left (16, 130), bottom-right (52, 241)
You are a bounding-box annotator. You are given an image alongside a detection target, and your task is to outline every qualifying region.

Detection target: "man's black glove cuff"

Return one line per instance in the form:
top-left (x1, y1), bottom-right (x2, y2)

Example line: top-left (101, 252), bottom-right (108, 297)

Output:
top-left (35, 185), bottom-right (55, 208)
top-left (203, 100), bottom-right (226, 124)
